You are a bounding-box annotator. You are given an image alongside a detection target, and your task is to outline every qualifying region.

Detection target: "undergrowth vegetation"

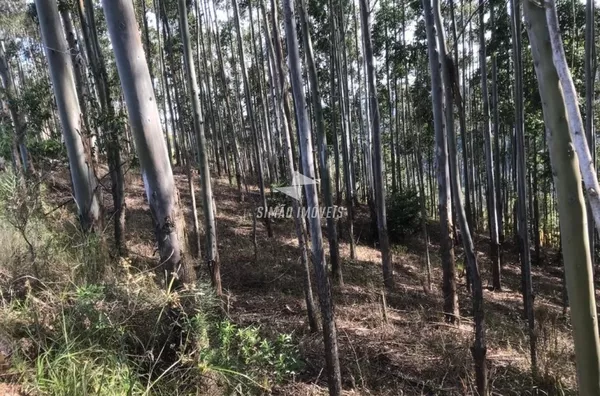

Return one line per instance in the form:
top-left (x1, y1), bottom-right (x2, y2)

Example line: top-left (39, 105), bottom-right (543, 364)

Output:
top-left (386, 189), bottom-right (422, 242)
top-left (0, 172), bottom-right (303, 395)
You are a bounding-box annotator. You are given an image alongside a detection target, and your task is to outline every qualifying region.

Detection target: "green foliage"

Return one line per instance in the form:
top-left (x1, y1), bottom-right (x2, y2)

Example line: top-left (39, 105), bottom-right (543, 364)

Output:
top-left (19, 77), bottom-right (53, 136)
top-left (30, 340), bottom-right (145, 396)
top-left (0, 178), bottom-right (303, 395)
top-left (386, 189), bottom-right (422, 241)
top-left (27, 139), bottom-right (66, 162)
top-left (190, 318), bottom-right (304, 388)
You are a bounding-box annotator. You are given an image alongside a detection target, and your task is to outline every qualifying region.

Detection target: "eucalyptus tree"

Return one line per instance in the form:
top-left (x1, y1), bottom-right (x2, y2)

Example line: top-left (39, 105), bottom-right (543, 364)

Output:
top-left (334, 1), bottom-right (356, 260)
top-left (429, 0), bottom-right (459, 324)
top-left (102, 0), bottom-right (195, 286)
top-left (510, 0), bottom-right (536, 373)
top-left (430, 0), bottom-right (486, 391)
top-left (0, 42), bottom-right (28, 176)
top-left (422, 0), bottom-right (456, 315)
top-left (359, 0), bottom-right (392, 290)
top-left (77, 0), bottom-right (126, 254)
top-left (478, 0), bottom-right (501, 291)
top-left (35, 0), bottom-right (102, 233)
top-left (59, 5), bottom-right (89, 136)
top-left (524, 0), bottom-right (600, 393)
top-left (178, 0), bottom-right (221, 294)
top-left (231, 0), bottom-right (272, 238)
top-left (282, 0), bottom-right (342, 392)
top-left (585, 0), bottom-right (595, 260)
top-left (297, 0), bottom-right (341, 284)
top-left (208, 0), bottom-right (244, 198)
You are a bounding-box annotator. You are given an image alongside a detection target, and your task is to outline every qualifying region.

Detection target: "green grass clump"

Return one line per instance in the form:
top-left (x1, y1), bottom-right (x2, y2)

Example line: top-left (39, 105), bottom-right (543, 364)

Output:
top-left (0, 173), bottom-right (303, 395)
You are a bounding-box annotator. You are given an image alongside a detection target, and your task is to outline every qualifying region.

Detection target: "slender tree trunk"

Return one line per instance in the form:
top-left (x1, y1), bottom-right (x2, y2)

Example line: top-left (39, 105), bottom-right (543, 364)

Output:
top-left (449, 0), bottom-right (473, 231)
top-left (232, 0), bottom-right (272, 238)
top-left (282, 0), bottom-right (342, 393)
top-left (0, 44), bottom-right (27, 178)
top-left (154, 0), bottom-right (174, 166)
top-left (177, 0), bottom-right (221, 293)
top-left (429, 1), bottom-right (487, 390)
top-left (103, 0), bottom-right (195, 286)
top-left (280, 59), bottom-right (319, 334)
top-left (36, 0), bottom-right (102, 233)
top-left (478, 0), bottom-right (501, 291)
top-left (585, 0), bottom-right (596, 265)
top-left (360, 0), bottom-right (392, 290)
top-left (431, 0), bottom-right (459, 324)
top-left (524, 2), bottom-right (600, 393)
top-left (211, 0), bottom-right (244, 198)
top-left (298, 0), bottom-right (342, 285)
top-left (423, 0), bottom-right (456, 318)
top-left (78, 0), bottom-right (126, 254)
top-left (511, 0), bottom-right (536, 373)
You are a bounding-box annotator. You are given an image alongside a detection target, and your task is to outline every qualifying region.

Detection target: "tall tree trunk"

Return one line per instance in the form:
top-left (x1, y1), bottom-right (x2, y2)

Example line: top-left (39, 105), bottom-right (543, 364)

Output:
top-left (360, 0), bottom-right (393, 290)
top-left (524, 1), bottom-right (600, 393)
top-left (178, 0), bottom-right (221, 294)
top-left (103, 0), bottom-right (195, 286)
top-left (0, 43), bottom-right (27, 178)
top-left (211, 0), bottom-right (244, 198)
top-left (60, 6), bottom-right (91, 148)
top-left (511, 0), bottom-right (536, 373)
top-left (36, 0), bottom-right (102, 233)
top-left (430, 0), bottom-right (487, 391)
top-left (78, 0), bottom-right (126, 254)
top-left (155, 0), bottom-right (174, 166)
top-left (232, 0), bottom-right (272, 237)
top-left (585, 0), bottom-right (596, 265)
top-left (478, 0), bottom-right (501, 291)
top-left (449, 0), bottom-right (473, 231)
top-left (298, 0), bottom-right (342, 285)
top-left (282, 0), bottom-right (342, 393)
top-left (335, 4), bottom-right (357, 260)
top-left (431, 0), bottom-right (459, 324)
top-left (423, 0), bottom-right (456, 318)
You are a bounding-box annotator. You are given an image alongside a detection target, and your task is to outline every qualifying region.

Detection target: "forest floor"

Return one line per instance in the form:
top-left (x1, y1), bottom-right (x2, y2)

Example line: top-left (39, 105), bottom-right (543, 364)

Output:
top-left (163, 168), bottom-right (576, 395)
top-left (1, 165), bottom-right (579, 395)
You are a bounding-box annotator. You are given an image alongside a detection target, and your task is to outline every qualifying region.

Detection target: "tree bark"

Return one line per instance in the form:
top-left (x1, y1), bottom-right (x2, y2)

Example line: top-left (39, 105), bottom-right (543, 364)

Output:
top-left (360, 0), bottom-right (393, 290)
top-left (102, 0), bottom-right (195, 286)
top-left (36, 0), bottom-right (102, 233)
top-left (524, 1), bottom-right (600, 393)
top-left (478, 0), bottom-right (501, 291)
top-left (298, 0), bottom-right (342, 285)
top-left (282, 0), bottom-right (342, 393)
top-left (232, 0), bottom-right (272, 238)
top-left (431, 0), bottom-right (459, 325)
top-left (511, 0), bottom-right (536, 373)
top-left (177, 0), bottom-right (221, 293)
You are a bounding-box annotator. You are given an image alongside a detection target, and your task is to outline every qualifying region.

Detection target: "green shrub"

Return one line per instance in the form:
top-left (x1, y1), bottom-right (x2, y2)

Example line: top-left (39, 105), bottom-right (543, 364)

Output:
top-left (190, 319), bottom-right (304, 387)
top-left (28, 139), bottom-right (66, 162)
top-left (0, 176), bottom-right (303, 395)
top-left (386, 189), bottom-right (422, 242)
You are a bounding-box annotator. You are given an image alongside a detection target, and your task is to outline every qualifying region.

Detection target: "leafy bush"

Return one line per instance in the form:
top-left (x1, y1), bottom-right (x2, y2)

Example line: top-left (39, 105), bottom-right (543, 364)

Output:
top-left (28, 139), bottom-right (66, 162)
top-left (0, 177), bottom-right (303, 395)
top-left (191, 319), bottom-right (304, 387)
top-left (386, 189), bottom-right (422, 242)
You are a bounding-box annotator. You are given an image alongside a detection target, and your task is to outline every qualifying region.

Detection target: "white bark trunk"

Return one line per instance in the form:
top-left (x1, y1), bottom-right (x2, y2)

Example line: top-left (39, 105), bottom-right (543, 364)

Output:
top-left (545, 0), bottom-right (600, 235)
